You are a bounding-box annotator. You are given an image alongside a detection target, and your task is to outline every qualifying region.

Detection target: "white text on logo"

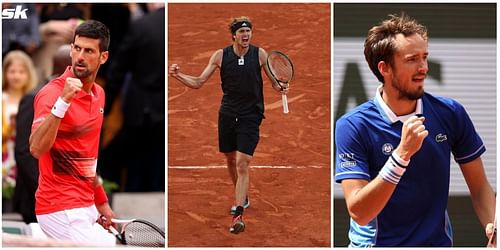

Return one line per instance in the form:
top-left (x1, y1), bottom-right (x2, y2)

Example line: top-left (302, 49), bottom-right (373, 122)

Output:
top-left (2, 5), bottom-right (28, 20)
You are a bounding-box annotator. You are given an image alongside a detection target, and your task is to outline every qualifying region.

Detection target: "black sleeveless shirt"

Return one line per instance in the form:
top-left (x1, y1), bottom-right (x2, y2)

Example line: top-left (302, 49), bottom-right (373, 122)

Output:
top-left (219, 44), bottom-right (264, 117)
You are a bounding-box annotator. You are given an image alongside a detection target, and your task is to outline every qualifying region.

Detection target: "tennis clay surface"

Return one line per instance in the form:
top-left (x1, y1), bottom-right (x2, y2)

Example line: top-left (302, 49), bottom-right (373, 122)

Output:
top-left (168, 3), bottom-right (331, 247)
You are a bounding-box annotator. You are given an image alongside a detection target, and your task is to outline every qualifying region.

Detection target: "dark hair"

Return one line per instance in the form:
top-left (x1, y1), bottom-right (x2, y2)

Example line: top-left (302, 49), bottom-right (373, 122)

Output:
top-left (73, 20), bottom-right (110, 52)
top-left (364, 13), bottom-right (427, 83)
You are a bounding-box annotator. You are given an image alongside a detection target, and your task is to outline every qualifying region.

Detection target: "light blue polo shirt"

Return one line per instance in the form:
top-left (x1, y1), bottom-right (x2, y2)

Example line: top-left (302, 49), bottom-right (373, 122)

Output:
top-left (335, 86), bottom-right (485, 247)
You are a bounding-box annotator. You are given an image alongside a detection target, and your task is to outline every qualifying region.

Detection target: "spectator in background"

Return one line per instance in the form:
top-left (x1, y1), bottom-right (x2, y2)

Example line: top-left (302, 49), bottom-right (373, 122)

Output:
top-left (91, 3), bottom-right (143, 82)
top-left (92, 3), bottom-right (144, 190)
top-left (13, 44), bottom-right (72, 224)
top-left (104, 3), bottom-right (165, 192)
top-left (2, 3), bottom-right (41, 56)
top-left (32, 3), bottom-right (87, 81)
top-left (2, 50), bottom-right (38, 203)
top-left (38, 3), bottom-right (90, 23)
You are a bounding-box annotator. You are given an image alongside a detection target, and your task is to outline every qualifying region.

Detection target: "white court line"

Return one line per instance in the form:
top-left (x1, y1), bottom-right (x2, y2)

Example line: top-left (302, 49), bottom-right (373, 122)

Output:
top-left (168, 165), bottom-right (328, 169)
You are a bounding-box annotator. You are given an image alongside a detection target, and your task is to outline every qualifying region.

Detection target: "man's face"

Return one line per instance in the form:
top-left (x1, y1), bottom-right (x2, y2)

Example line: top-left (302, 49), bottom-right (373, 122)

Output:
top-left (70, 35), bottom-right (108, 79)
top-left (389, 33), bottom-right (428, 100)
top-left (233, 27), bottom-right (252, 48)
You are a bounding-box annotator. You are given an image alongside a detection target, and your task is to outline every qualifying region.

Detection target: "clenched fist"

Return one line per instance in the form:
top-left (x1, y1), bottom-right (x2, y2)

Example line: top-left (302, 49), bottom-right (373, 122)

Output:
top-left (62, 77), bottom-right (83, 103)
top-left (169, 64), bottom-right (180, 77)
top-left (395, 116), bottom-right (429, 161)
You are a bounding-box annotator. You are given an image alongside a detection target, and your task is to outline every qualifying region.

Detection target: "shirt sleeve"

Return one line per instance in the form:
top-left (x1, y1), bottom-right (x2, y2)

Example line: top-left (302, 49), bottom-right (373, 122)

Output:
top-left (450, 100), bottom-right (485, 164)
top-left (335, 116), bottom-right (372, 183)
top-left (31, 84), bottom-right (60, 132)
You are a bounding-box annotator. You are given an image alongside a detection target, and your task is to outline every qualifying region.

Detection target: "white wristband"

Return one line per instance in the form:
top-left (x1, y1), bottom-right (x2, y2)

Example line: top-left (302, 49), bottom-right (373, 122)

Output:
top-left (379, 154), bottom-right (407, 185)
top-left (51, 97), bottom-right (70, 118)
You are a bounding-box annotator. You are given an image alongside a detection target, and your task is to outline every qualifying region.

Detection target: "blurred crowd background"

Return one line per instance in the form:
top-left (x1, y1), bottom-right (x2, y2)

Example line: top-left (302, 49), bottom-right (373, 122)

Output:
top-left (2, 3), bottom-right (165, 224)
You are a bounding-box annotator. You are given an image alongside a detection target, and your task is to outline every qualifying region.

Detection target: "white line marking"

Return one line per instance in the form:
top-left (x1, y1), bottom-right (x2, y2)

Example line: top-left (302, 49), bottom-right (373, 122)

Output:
top-left (168, 165), bottom-right (328, 169)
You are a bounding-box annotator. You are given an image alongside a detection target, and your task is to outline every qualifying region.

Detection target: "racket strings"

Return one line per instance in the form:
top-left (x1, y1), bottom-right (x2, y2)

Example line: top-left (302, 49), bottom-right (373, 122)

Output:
top-left (268, 54), bottom-right (293, 82)
top-left (123, 221), bottom-right (165, 247)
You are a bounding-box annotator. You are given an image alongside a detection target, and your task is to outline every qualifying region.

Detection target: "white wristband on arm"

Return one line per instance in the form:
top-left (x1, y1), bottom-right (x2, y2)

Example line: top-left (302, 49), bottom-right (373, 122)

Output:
top-left (51, 97), bottom-right (70, 118)
top-left (378, 152), bottom-right (410, 185)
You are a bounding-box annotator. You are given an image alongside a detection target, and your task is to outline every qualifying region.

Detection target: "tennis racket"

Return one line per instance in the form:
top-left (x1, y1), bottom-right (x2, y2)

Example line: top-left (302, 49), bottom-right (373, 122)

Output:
top-left (266, 50), bottom-right (294, 114)
top-left (101, 216), bottom-right (165, 247)
top-left (487, 216), bottom-right (496, 247)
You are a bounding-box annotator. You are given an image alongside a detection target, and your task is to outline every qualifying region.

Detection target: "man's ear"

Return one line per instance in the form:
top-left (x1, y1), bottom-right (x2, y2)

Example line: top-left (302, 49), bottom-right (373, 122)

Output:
top-left (99, 51), bottom-right (109, 65)
top-left (378, 61), bottom-right (392, 78)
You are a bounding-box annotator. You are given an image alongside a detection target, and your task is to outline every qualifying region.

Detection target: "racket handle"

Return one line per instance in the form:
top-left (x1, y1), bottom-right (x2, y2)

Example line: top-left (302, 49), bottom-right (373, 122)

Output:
top-left (109, 225), bottom-right (120, 236)
top-left (282, 94), bottom-right (289, 114)
top-left (109, 225), bottom-right (125, 244)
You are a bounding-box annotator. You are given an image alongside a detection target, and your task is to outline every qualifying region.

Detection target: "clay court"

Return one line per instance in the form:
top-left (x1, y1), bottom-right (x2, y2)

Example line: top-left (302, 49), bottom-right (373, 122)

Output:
top-left (168, 3), bottom-right (331, 247)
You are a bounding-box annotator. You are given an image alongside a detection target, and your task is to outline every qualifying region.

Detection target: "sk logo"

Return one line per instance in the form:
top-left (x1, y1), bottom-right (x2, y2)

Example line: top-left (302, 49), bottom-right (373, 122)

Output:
top-left (436, 133), bottom-right (447, 142)
top-left (2, 5), bottom-right (28, 19)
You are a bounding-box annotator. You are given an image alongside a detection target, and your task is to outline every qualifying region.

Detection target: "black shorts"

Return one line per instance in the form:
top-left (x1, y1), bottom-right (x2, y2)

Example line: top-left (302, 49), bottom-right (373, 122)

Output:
top-left (218, 112), bottom-right (263, 156)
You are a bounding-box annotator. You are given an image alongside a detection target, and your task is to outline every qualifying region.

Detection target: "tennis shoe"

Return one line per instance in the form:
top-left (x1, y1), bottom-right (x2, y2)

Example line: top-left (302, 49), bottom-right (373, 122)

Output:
top-left (229, 215), bottom-right (245, 234)
top-left (230, 198), bottom-right (250, 215)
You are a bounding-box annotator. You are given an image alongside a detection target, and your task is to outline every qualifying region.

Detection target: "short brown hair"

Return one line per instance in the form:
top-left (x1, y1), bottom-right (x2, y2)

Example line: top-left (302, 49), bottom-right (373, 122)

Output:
top-left (364, 13), bottom-right (428, 83)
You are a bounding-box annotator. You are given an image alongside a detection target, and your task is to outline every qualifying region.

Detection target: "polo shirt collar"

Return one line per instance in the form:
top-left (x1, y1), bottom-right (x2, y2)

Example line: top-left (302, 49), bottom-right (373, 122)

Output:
top-left (374, 85), bottom-right (422, 124)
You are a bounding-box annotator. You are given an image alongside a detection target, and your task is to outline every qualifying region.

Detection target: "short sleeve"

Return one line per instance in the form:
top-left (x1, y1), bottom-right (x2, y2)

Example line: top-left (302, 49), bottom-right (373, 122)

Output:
top-left (31, 84), bottom-right (61, 132)
top-left (335, 117), bottom-right (372, 183)
top-left (450, 100), bottom-right (485, 164)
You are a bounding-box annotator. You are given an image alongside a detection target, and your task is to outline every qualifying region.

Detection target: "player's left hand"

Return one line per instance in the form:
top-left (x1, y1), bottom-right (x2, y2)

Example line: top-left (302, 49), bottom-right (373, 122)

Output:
top-left (97, 203), bottom-right (116, 230)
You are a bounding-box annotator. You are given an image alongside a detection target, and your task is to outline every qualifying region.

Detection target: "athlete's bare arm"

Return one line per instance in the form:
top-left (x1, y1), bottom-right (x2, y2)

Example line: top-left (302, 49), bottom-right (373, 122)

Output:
top-left (29, 77), bottom-right (82, 159)
top-left (169, 49), bottom-right (222, 89)
top-left (29, 116), bottom-right (61, 159)
top-left (460, 157), bottom-right (496, 240)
